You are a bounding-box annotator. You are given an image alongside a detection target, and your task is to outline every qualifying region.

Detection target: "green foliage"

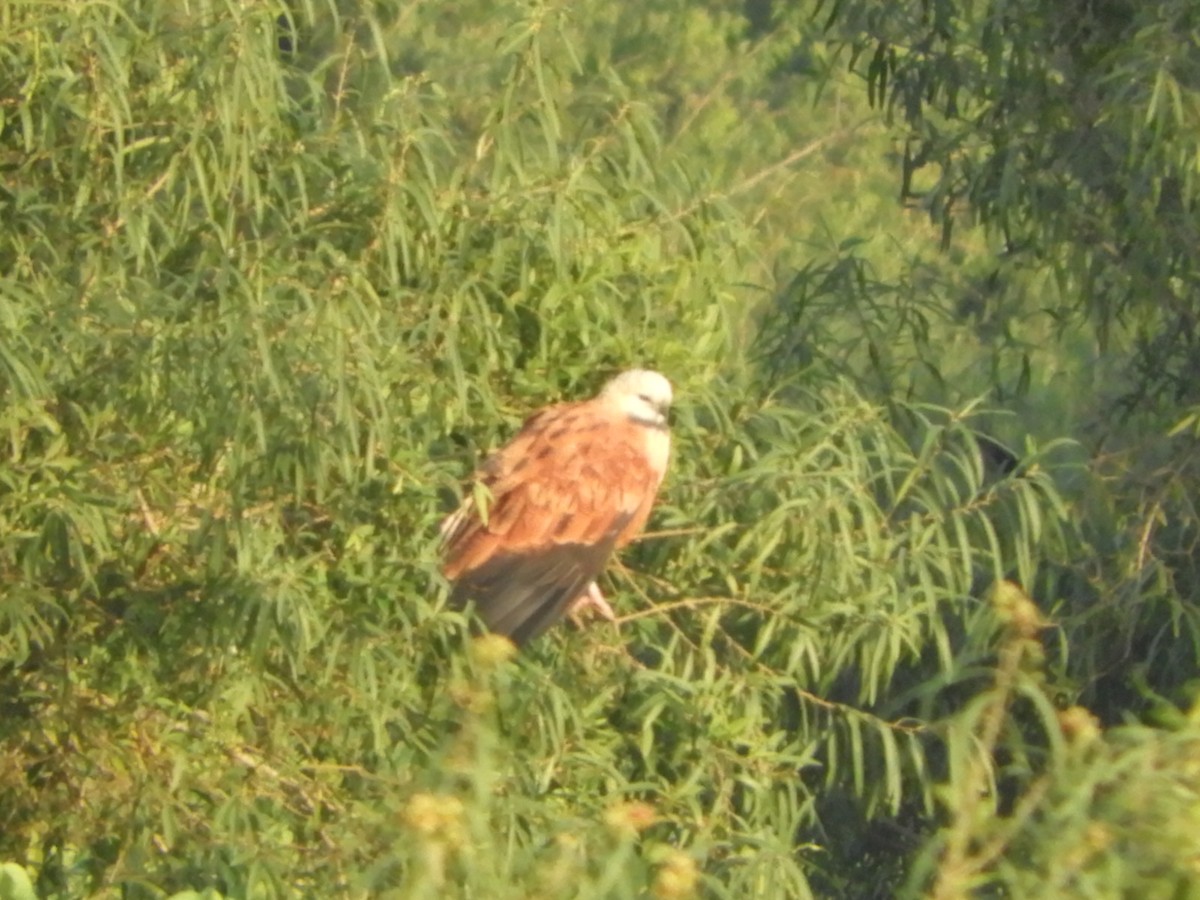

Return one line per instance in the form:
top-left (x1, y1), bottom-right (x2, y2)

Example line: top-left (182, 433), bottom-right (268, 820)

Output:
top-left (0, 863), bottom-right (37, 900)
top-left (811, 0), bottom-right (1200, 408)
top-left (3, 0), bottom-right (1200, 898)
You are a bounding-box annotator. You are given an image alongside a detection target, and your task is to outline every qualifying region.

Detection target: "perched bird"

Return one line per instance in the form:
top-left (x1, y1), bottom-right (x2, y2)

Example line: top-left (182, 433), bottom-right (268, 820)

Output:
top-left (441, 370), bottom-right (673, 647)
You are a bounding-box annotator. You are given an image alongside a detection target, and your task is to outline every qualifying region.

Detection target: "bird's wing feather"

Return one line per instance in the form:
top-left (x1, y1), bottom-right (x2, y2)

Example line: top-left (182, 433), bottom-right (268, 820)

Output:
top-left (442, 399), bottom-right (662, 644)
top-left (449, 539), bottom-right (621, 646)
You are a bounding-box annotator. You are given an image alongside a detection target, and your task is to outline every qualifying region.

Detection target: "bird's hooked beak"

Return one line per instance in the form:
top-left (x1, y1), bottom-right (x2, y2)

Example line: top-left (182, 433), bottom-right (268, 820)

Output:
top-left (636, 393), bottom-right (670, 428)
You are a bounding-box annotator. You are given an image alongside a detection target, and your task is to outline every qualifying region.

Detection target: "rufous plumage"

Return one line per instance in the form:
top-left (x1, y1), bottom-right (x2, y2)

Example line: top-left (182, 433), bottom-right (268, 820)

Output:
top-left (441, 370), bottom-right (673, 646)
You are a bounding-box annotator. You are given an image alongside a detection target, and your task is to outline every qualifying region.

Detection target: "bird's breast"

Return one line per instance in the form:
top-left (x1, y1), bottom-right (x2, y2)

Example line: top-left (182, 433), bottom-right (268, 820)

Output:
top-left (642, 425), bottom-right (671, 485)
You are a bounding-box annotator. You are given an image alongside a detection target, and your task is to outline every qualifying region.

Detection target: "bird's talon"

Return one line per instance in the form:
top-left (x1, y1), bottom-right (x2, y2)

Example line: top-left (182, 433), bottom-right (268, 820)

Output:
top-left (567, 582), bottom-right (616, 624)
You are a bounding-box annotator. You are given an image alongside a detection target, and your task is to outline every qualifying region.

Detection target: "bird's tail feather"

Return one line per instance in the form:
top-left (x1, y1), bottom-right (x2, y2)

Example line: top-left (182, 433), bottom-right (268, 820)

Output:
top-left (450, 541), bottom-right (613, 646)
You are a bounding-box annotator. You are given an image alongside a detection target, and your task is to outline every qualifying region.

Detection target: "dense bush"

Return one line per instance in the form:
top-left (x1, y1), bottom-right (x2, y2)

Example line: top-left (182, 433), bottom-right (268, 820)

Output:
top-left (2, 1), bottom-right (1198, 897)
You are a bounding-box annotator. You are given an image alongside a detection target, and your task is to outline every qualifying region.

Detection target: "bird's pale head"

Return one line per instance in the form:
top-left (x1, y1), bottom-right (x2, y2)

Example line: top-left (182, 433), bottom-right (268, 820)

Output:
top-left (599, 369), bottom-right (673, 428)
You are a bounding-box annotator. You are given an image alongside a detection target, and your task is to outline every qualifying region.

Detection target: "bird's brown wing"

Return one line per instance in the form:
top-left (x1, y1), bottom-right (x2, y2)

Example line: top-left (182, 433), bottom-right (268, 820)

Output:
top-left (442, 401), bottom-right (661, 645)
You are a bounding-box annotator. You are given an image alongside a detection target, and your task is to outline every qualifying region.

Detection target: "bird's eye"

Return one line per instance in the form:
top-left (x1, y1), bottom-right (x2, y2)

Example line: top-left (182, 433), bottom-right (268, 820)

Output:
top-left (638, 393), bottom-right (652, 403)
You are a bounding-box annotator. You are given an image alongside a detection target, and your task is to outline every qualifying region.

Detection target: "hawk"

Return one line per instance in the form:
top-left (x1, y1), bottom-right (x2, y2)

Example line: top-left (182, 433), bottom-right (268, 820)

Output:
top-left (441, 370), bottom-right (672, 646)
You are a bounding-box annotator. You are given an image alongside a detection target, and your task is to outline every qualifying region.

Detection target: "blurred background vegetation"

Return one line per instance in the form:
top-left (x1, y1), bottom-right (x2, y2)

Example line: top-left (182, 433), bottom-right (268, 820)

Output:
top-left (2, 0), bottom-right (1199, 897)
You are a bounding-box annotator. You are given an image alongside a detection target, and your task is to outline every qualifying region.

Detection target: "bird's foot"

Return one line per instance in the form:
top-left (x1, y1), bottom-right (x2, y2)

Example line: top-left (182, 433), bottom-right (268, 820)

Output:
top-left (567, 581), bottom-right (616, 624)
